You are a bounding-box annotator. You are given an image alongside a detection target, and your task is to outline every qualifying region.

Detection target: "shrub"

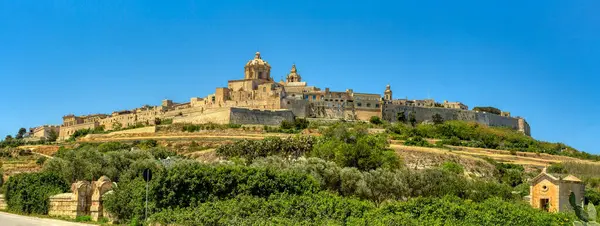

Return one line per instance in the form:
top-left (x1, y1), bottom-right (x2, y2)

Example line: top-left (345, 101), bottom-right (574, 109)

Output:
top-left (4, 172), bottom-right (69, 214)
top-left (312, 128), bottom-right (400, 170)
top-left (432, 113), bottom-right (444, 125)
top-left (97, 142), bottom-right (131, 153)
top-left (280, 120), bottom-right (294, 130)
top-left (149, 193), bottom-right (375, 225)
top-left (105, 162), bottom-right (319, 222)
top-left (148, 194), bottom-right (571, 226)
top-left (404, 136), bottom-right (433, 147)
top-left (135, 139), bottom-right (158, 150)
top-left (216, 136), bottom-right (316, 161)
top-left (75, 215), bottom-right (92, 222)
top-left (441, 161), bottom-right (464, 175)
top-left (36, 156), bottom-right (47, 166)
top-left (369, 116), bottom-right (383, 125)
top-left (473, 106), bottom-right (502, 115)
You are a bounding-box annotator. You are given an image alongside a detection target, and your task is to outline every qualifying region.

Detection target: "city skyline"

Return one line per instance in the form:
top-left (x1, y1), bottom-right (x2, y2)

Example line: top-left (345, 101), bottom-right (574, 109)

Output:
top-left (0, 1), bottom-right (598, 153)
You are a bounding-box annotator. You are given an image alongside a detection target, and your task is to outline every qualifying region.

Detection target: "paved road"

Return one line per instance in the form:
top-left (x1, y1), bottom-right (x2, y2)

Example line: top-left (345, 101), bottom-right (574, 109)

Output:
top-left (0, 212), bottom-right (92, 226)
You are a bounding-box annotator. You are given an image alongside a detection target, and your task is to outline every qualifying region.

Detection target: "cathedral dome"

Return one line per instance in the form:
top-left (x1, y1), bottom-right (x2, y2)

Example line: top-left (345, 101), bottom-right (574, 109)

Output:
top-left (244, 52), bottom-right (272, 80)
top-left (245, 52), bottom-right (271, 67)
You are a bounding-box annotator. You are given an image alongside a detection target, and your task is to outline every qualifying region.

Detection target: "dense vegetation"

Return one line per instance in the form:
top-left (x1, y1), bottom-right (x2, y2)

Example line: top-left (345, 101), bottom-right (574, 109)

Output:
top-left (4, 172), bottom-right (69, 214)
top-left (387, 120), bottom-right (599, 160)
top-left (150, 194), bottom-right (573, 226)
top-left (43, 141), bottom-right (176, 183)
top-left (217, 123), bottom-right (400, 170)
top-left (472, 106), bottom-right (502, 115)
top-left (2, 120), bottom-right (598, 225)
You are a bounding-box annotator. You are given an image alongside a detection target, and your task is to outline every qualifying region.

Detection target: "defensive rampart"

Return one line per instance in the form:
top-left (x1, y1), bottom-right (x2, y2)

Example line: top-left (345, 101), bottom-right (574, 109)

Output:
top-left (382, 104), bottom-right (531, 136)
top-left (230, 108), bottom-right (294, 125)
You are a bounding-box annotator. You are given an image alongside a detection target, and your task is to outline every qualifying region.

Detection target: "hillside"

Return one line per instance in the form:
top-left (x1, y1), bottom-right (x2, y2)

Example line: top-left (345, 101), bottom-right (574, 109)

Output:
top-left (7, 121), bottom-right (599, 177)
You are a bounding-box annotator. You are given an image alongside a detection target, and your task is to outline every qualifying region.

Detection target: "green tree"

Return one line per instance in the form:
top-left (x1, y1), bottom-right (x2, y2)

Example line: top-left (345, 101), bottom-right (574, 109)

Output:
top-left (4, 172), bottom-right (69, 214)
top-left (16, 128), bottom-right (27, 139)
top-left (369, 116), bottom-right (383, 125)
top-left (440, 161), bottom-right (464, 175)
top-left (113, 122), bottom-right (122, 131)
top-left (47, 129), bottom-right (58, 142)
top-left (408, 111), bottom-right (417, 126)
top-left (4, 135), bottom-right (12, 141)
top-left (397, 111), bottom-right (406, 123)
top-left (432, 113), bottom-right (444, 125)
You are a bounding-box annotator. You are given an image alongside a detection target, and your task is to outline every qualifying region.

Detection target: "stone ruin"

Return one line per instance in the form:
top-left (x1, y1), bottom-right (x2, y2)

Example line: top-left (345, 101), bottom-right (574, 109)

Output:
top-left (48, 176), bottom-right (114, 222)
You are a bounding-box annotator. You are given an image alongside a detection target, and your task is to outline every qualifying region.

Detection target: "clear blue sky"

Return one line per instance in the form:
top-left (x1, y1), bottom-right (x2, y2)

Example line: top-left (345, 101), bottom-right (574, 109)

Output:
top-left (0, 1), bottom-right (598, 153)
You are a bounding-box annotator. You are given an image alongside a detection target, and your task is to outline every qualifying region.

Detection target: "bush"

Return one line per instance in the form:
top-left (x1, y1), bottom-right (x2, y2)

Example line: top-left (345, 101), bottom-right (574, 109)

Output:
top-left (216, 136), bottom-right (316, 161)
top-left (404, 136), bottom-right (433, 147)
top-left (148, 194), bottom-right (571, 226)
top-left (75, 215), bottom-right (92, 222)
top-left (387, 120), bottom-right (598, 161)
top-left (97, 142), bottom-right (131, 153)
top-left (149, 192), bottom-right (375, 225)
top-left (473, 106), bottom-right (502, 115)
top-left (44, 144), bottom-right (168, 183)
top-left (441, 161), bottom-right (464, 175)
top-left (369, 116), bottom-right (383, 125)
top-left (36, 156), bottom-right (47, 166)
top-left (105, 161), bottom-right (319, 222)
top-left (312, 124), bottom-right (400, 170)
top-left (135, 139), bottom-right (158, 150)
top-left (432, 113), bottom-right (444, 125)
top-left (4, 172), bottom-right (69, 214)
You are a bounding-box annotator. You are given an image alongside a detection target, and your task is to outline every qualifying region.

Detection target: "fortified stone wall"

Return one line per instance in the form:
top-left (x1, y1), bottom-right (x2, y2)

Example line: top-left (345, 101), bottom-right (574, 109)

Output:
top-left (230, 108), bottom-right (294, 125)
top-left (355, 109), bottom-right (382, 121)
top-left (107, 126), bottom-right (157, 135)
top-left (283, 99), bottom-right (309, 118)
top-left (59, 122), bottom-right (100, 140)
top-left (173, 107), bottom-right (232, 124)
top-left (383, 104), bottom-right (531, 136)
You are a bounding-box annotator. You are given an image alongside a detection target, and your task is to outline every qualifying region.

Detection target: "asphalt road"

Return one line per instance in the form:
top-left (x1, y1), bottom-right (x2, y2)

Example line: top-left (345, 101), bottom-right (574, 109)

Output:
top-left (0, 212), bottom-right (92, 226)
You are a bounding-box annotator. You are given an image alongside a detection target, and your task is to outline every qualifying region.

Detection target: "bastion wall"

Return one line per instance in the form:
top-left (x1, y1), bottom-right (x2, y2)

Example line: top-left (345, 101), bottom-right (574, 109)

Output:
top-left (382, 104), bottom-right (531, 136)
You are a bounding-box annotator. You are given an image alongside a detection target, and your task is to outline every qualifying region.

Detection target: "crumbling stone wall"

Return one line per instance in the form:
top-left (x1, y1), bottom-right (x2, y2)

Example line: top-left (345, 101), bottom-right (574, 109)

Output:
top-left (0, 194), bottom-right (6, 210)
top-left (48, 181), bottom-right (91, 219)
top-left (48, 177), bottom-right (114, 221)
top-left (90, 176), bottom-right (113, 221)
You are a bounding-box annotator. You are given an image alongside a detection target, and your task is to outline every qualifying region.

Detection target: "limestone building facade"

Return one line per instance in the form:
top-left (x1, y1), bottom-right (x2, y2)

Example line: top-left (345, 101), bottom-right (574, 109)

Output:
top-left (56, 52), bottom-right (531, 140)
top-left (529, 169), bottom-right (585, 213)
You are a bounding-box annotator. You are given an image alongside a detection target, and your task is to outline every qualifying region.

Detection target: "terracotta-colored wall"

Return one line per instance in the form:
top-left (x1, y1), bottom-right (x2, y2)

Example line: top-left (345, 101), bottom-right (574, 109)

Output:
top-left (530, 179), bottom-right (559, 212)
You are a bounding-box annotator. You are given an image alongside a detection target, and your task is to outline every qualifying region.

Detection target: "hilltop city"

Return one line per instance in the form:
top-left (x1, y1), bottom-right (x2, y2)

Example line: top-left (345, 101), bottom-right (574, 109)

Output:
top-left (23, 52), bottom-right (530, 142)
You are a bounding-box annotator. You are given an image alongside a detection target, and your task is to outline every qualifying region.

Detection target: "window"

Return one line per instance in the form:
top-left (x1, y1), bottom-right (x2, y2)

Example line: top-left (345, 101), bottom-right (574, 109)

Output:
top-left (375, 104), bottom-right (380, 108)
top-left (357, 103), bottom-right (362, 107)
top-left (367, 103), bottom-right (371, 107)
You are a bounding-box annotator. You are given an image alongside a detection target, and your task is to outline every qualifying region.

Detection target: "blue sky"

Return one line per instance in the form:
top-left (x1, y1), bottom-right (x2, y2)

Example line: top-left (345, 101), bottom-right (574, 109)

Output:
top-left (0, 1), bottom-right (598, 153)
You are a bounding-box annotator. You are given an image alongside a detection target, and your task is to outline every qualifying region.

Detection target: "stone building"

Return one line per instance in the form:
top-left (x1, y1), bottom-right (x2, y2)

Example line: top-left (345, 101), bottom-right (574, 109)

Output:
top-left (529, 168), bottom-right (585, 212)
top-left (442, 100), bottom-right (468, 110)
top-left (56, 51), bottom-right (531, 140)
top-left (25, 125), bottom-right (60, 141)
top-left (59, 114), bottom-right (108, 140)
